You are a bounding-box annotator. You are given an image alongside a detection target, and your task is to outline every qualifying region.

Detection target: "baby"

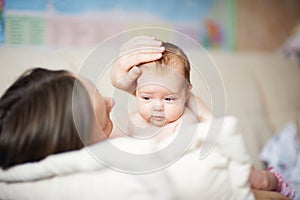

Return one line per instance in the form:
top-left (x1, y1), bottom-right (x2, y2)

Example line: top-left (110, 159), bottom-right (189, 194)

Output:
top-left (111, 42), bottom-right (198, 142)
top-left (129, 42), bottom-right (197, 140)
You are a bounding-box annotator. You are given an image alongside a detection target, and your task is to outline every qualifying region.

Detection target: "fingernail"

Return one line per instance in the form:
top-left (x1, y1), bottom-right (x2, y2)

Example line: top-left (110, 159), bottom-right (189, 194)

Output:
top-left (156, 53), bottom-right (163, 58)
top-left (132, 66), bottom-right (141, 74)
top-left (159, 46), bottom-right (165, 51)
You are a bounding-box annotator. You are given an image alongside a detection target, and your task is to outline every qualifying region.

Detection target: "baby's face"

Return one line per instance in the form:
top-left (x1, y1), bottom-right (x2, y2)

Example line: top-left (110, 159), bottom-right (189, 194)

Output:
top-left (136, 71), bottom-right (190, 127)
top-left (136, 84), bottom-right (188, 127)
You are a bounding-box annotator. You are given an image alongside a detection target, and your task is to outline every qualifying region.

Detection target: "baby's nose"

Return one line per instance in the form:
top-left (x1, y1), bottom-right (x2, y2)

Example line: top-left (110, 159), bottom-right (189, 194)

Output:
top-left (153, 100), bottom-right (164, 111)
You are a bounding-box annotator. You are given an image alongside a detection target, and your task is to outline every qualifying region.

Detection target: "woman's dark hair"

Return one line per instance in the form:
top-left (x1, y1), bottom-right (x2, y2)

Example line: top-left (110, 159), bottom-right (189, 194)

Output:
top-left (0, 68), bottom-right (94, 169)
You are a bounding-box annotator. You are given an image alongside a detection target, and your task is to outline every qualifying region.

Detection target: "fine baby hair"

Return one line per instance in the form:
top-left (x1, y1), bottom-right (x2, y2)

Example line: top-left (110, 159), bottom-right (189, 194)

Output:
top-left (138, 42), bottom-right (191, 84)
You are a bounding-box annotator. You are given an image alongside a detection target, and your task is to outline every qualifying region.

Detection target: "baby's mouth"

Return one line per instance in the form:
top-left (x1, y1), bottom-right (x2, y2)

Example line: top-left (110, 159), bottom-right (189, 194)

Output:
top-left (151, 115), bottom-right (165, 121)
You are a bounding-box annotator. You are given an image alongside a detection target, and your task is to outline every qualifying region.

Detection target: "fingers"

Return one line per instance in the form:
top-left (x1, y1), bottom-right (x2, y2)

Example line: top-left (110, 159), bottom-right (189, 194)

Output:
top-left (111, 36), bottom-right (166, 92)
top-left (120, 36), bottom-right (165, 56)
top-left (115, 66), bottom-right (141, 91)
top-left (120, 52), bottom-right (163, 69)
top-left (117, 35), bottom-right (164, 72)
top-left (112, 51), bottom-right (162, 90)
top-left (121, 36), bottom-right (162, 51)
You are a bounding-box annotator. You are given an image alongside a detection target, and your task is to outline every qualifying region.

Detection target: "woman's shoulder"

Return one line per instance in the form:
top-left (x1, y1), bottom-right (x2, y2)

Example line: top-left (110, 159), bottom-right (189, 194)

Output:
top-left (0, 145), bottom-right (173, 199)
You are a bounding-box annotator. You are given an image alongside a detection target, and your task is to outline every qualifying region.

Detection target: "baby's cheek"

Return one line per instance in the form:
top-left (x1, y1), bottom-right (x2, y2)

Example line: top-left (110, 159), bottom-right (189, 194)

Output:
top-left (137, 102), bottom-right (151, 118)
top-left (165, 104), bottom-right (184, 121)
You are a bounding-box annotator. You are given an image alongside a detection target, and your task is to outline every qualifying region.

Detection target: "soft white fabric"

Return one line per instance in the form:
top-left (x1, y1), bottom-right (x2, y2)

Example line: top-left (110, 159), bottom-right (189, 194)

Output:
top-left (0, 116), bottom-right (254, 200)
top-left (0, 142), bottom-right (174, 200)
top-left (166, 116), bottom-right (254, 200)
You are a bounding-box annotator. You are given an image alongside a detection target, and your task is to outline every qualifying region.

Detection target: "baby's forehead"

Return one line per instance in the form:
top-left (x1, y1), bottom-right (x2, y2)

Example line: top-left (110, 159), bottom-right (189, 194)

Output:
top-left (140, 62), bottom-right (184, 76)
top-left (137, 69), bottom-right (189, 94)
top-left (137, 82), bottom-right (182, 94)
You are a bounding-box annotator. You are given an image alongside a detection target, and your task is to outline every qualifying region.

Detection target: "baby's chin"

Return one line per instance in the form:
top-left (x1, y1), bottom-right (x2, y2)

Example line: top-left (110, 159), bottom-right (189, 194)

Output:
top-left (150, 119), bottom-right (166, 127)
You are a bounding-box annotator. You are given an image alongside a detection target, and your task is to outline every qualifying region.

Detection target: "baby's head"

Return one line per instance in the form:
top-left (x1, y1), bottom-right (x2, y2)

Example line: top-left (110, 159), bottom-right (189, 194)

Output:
top-left (136, 42), bottom-right (191, 127)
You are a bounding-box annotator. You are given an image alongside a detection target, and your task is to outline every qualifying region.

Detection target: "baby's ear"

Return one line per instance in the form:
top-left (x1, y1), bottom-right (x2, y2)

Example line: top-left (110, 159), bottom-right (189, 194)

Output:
top-left (185, 84), bottom-right (192, 101)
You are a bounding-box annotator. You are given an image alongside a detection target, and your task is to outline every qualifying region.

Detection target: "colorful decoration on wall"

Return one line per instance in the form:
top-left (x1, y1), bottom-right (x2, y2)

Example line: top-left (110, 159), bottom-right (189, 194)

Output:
top-left (0, 0), bottom-right (4, 44)
top-left (1, 0), bottom-right (236, 49)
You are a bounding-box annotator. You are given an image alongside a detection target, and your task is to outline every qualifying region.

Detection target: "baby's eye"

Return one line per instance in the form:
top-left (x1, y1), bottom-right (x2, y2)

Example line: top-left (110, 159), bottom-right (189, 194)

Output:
top-left (164, 97), bottom-right (176, 102)
top-left (142, 96), bottom-right (151, 101)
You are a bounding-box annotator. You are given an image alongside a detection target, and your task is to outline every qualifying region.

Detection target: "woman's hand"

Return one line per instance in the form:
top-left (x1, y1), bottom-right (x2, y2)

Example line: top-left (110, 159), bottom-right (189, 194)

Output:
top-left (111, 36), bottom-right (165, 93)
top-left (252, 189), bottom-right (290, 200)
top-left (250, 167), bottom-right (279, 191)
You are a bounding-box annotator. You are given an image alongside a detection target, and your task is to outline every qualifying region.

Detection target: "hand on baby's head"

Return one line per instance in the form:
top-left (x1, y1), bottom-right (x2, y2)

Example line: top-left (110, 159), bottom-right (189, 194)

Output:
top-left (110, 36), bottom-right (165, 93)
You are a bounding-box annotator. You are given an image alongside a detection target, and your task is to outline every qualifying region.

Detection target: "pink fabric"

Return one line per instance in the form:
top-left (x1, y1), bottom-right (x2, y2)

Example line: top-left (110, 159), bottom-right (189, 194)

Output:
top-left (268, 167), bottom-right (295, 199)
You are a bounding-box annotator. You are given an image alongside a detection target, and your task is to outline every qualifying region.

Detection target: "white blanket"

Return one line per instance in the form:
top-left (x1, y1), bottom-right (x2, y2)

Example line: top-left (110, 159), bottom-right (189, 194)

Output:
top-left (0, 116), bottom-right (254, 200)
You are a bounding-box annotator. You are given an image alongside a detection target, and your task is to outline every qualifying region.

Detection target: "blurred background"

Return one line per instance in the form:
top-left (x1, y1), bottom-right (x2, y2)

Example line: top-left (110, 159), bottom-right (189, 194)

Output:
top-left (0, 0), bottom-right (300, 53)
top-left (0, 0), bottom-right (300, 178)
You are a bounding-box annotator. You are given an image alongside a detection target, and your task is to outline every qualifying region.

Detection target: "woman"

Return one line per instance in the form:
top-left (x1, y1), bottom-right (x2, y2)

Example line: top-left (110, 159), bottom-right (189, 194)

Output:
top-left (0, 68), bottom-right (172, 200)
